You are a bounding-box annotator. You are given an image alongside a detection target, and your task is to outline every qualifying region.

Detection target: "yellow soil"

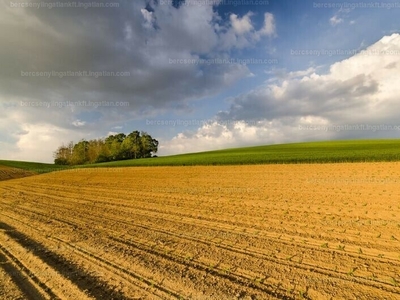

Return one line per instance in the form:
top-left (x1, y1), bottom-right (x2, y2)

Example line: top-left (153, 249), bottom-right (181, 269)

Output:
top-left (0, 163), bottom-right (399, 299)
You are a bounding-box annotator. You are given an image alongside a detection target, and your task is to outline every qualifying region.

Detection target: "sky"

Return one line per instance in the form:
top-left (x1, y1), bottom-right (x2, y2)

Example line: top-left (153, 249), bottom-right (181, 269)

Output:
top-left (1, 0), bottom-right (400, 163)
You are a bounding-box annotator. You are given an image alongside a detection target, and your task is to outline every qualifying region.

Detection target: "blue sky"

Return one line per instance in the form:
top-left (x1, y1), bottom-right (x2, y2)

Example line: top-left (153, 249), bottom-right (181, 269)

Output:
top-left (1, 0), bottom-right (400, 162)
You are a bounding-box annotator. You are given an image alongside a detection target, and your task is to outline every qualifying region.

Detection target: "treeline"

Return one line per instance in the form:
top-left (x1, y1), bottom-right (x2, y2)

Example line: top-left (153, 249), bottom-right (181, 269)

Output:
top-left (54, 131), bottom-right (159, 165)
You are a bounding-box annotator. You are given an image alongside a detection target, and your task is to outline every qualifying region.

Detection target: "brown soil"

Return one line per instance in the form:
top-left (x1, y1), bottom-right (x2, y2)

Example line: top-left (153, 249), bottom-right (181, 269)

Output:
top-left (0, 165), bottom-right (36, 182)
top-left (0, 163), bottom-right (399, 299)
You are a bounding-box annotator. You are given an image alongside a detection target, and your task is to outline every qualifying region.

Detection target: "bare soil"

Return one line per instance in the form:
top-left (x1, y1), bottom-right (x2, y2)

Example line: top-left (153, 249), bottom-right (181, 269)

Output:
top-left (0, 163), bottom-right (399, 299)
top-left (0, 165), bottom-right (36, 182)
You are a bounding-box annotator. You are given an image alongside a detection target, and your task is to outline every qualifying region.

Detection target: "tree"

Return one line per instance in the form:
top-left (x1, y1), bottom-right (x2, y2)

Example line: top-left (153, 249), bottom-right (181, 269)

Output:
top-left (105, 133), bottom-right (126, 160)
top-left (121, 136), bottom-right (134, 159)
top-left (139, 131), bottom-right (158, 158)
top-left (127, 130), bottom-right (141, 159)
top-left (54, 131), bottom-right (158, 165)
top-left (71, 140), bottom-right (89, 165)
top-left (54, 141), bottom-right (74, 165)
top-left (87, 139), bottom-right (105, 163)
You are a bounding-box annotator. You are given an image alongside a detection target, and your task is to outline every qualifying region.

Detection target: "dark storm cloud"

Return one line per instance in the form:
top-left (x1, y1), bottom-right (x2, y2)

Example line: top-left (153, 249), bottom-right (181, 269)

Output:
top-left (0, 0), bottom-right (249, 118)
top-left (217, 73), bottom-right (380, 122)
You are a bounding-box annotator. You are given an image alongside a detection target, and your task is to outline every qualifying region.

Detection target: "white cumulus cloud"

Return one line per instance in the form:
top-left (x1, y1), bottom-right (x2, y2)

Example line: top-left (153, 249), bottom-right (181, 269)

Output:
top-left (161, 34), bottom-right (400, 155)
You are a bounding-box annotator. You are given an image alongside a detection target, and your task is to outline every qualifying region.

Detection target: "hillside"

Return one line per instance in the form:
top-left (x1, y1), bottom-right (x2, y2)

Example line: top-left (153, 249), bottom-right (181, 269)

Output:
top-left (2, 139), bottom-right (400, 172)
top-left (0, 160), bottom-right (67, 174)
top-left (0, 165), bottom-right (37, 181)
top-left (82, 139), bottom-right (400, 168)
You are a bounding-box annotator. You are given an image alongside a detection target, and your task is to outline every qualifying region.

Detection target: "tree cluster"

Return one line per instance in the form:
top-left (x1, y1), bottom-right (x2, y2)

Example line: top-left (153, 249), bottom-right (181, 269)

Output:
top-left (54, 131), bottom-right (159, 165)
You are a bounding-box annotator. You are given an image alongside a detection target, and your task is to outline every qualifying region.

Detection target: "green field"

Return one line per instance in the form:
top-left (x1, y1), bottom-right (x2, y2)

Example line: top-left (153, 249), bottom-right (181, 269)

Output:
top-left (81, 139), bottom-right (400, 168)
top-left (2, 139), bottom-right (400, 171)
top-left (0, 160), bottom-right (68, 174)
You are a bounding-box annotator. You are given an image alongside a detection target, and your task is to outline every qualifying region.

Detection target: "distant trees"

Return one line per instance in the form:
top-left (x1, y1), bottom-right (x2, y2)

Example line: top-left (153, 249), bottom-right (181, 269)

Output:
top-left (54, 131), bottom-right (159, 165)
top-left (53, 142), bottom-right (74, 165)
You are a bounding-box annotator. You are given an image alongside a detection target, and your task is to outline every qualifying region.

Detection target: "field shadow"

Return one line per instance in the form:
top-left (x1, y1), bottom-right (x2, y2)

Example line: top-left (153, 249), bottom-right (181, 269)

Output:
top-left (0, 221), bottom-right (127, 299)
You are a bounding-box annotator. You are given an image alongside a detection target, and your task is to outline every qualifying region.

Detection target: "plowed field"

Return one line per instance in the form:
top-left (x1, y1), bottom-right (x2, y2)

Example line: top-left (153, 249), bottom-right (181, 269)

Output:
top-left (0, 165), bottom-right (36, 182)
top-left (0, 163), bottom-right (399, 299)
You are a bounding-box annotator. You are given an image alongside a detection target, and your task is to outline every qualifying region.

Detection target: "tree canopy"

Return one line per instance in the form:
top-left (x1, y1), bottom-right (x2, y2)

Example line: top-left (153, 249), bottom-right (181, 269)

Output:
top-left (54, 131), bottom-right (159, 165)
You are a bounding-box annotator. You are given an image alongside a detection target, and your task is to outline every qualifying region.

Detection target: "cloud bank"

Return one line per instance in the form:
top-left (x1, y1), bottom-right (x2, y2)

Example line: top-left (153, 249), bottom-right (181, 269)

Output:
top-left (0, 0), bottom-right (274, 162)
top-left (162, 34), bottom-right (400, 154)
